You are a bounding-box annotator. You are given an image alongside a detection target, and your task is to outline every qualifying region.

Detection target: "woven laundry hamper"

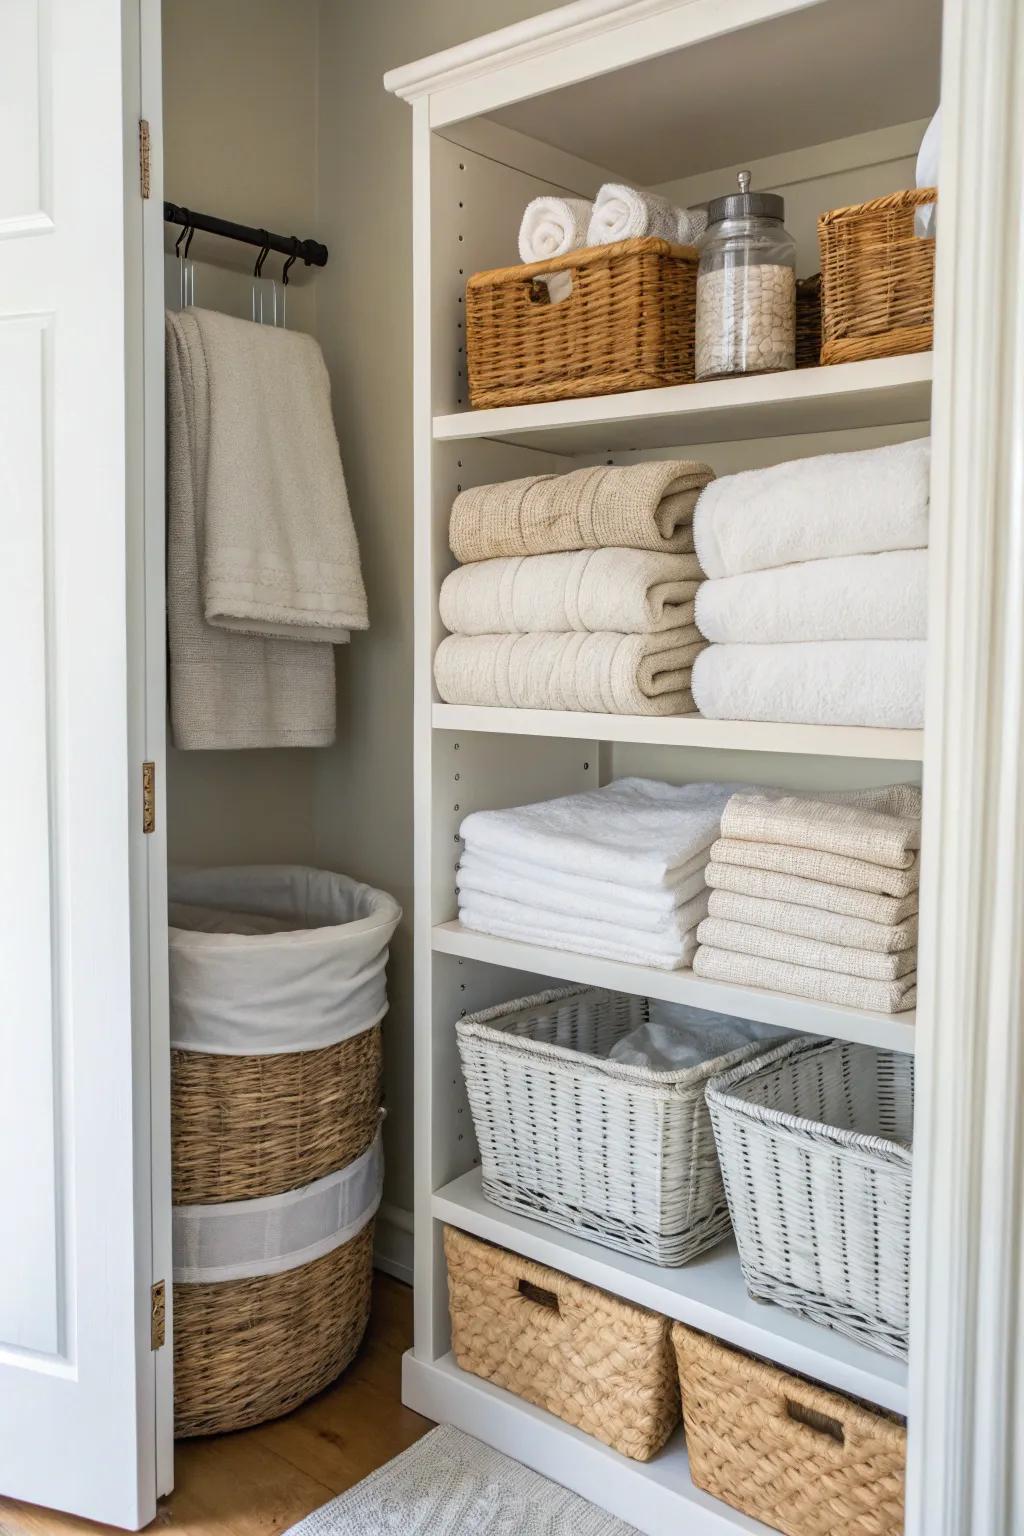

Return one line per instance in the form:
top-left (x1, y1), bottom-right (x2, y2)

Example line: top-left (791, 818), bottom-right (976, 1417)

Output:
top-left (673, 1324), bottom-right (906, 1536)
top-left (444, 1225), bottom-right (679, 1461)
top-left (457, 987), bottom-right (787, 1265)
top-left (706, 1037), bottom-right (913, 1359)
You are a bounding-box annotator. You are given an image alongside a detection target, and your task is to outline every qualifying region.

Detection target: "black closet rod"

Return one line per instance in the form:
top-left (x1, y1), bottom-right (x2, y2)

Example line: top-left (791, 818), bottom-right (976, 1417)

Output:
top-left (164, 201), bottom-right (329, 269)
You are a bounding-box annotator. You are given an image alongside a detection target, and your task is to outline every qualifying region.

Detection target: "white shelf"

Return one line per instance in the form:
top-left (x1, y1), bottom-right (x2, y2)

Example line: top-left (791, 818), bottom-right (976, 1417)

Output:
top-left (433, 703), bottom-right (924, 761)
top-left (433, 920), bottom-right (916, 1052)
top-left (434, 354), bottom-right (932, 455)
top-left (403, 1351), bottom-right (775, 1536)
top-left (434, 1168), bottom-right (908, 1413)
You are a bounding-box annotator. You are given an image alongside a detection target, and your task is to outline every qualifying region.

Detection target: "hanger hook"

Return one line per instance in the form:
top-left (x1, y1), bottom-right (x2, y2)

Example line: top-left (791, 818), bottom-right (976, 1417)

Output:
top-left (282, 238), bottom-right (299, 287)
top-left (175, 214), bottom-right (191, 258)
top-left (182, 224), bottom-right (196, 260)
top-left (254, 236), bottom-right (271, 279)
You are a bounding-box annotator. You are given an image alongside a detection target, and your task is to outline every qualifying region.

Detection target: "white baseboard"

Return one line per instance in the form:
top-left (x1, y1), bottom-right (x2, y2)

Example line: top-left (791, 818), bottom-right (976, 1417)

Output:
top-left (374, 1200), bottom-right (414, 1286)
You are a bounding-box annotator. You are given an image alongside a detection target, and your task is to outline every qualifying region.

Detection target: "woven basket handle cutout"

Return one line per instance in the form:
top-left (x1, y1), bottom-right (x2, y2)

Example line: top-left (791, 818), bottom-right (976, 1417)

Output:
top-left (517, 1277), bottom-right (561, 1315)
top-left (784, 1394), bottom-right (846, 1446)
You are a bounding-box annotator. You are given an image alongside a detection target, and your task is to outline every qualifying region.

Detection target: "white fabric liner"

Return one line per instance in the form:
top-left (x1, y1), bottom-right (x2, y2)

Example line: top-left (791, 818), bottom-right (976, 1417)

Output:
top-left (608, 1000), bottom-right (790, 1069)
top-left (173, 1126), bottom-right (384, 1284)
top-left (168, 865), bottom-right (401, 1055)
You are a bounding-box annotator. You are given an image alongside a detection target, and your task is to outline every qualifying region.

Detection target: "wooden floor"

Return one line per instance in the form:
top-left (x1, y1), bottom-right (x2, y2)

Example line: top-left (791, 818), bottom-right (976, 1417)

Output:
top-left (0, 1275), bottom-right (432, 1536)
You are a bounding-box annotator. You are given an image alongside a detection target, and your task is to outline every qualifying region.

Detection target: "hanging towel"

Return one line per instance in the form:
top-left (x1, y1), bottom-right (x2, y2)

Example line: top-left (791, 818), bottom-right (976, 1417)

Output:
top-left (693, 439), bottom-right (930, 579)
top-left (458, 891), bottom-right (705, 971)
top-left (691, 640), bottom-right (927, 728)
top-left (519, 195), bottom-right (592, 302)
top-left (696, 916), bottom-right (916, 982)
top-left (450, 461), bottom-right (714, 563)
top-left (433, 629), bottom-right (702, 716)
top-left (166, 313), bottom-right (336, 749)
top-left (440, 548), bottom-right (700, 636)
top-left (916, 107), bottom-right (940, 237)
top-left (456, 850), bottom-right (708, 935)
top-left (587, 183), bottom-right (707, 247)
top-left (720, 786), bottom-right (921, 866)
top-left (709, 837), bottom-right (920, 899)
top-left (704, 860), bottom-right (919, 927)
top-left (695, 550), bottom-right (928, 644)
top-left (707, 888), bottom-right (918, 954)
top-left (692, 945), bottom-right (917, 1014)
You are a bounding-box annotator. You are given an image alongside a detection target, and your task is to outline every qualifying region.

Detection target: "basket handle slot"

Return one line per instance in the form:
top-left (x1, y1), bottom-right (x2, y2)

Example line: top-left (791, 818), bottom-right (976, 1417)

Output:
top-left (517, 1278), bottom-right (561, 1314)
top-left (784, 1397), bottom-right (846, 1445)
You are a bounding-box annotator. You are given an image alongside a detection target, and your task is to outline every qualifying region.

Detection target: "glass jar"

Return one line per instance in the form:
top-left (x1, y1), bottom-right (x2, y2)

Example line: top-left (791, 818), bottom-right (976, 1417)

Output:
top-left (695, 171), bottom-right (797, 381)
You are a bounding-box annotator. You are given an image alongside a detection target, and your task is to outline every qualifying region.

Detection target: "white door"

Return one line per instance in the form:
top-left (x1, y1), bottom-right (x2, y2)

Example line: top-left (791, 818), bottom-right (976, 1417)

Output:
top-left (0, 0), bottom-right (165, 1527)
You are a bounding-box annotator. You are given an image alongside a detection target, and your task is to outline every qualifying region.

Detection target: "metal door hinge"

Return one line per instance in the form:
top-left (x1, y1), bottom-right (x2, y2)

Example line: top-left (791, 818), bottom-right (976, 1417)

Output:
top-left (142, 761), bottom-right (156, 834)
top-left (139, 119), bottom-right (151, 199)
top-left (150, 1281), bottom-right (166, 1350)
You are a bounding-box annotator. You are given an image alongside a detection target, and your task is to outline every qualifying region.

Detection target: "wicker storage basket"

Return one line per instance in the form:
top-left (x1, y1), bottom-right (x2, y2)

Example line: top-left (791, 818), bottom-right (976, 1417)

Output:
top-left (444, 1225), bottom-right (679, 1461)
top-left (673, 1325), bottom-right (906, 1536)
top-left (456, 987), bottom-right (784, 1266)
top-left (466, 237), bottom-right (698, 409)
top-left (795, 274), bottom-right (822, 369)
top-left (818, 189), bottom-right (936, 365)
top-left (707, 1037), bottom-right (913, 1358)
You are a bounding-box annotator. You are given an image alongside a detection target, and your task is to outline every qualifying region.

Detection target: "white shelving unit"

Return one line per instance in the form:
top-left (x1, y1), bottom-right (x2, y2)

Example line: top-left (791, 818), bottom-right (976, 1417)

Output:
top-left (386, 4), bottom-right (943, 1531)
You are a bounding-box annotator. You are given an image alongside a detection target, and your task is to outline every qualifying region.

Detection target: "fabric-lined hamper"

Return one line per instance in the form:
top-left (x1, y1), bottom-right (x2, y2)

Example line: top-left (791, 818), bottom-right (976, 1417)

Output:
top-left (673, 1324), bottom-right (906, 1536)
top-left (818, 189), bottom-right (936, 365)
top-left (466, 237), bottom-right (698, 408)
top-left (706, 1036), bottom-right (913, 1359)
top-left (456, 986), bottom-right (786, 1266)
top-left (444, 1225), bottom-right (679, 1461)
top-left (168, 866), bottom-right (401, 1436)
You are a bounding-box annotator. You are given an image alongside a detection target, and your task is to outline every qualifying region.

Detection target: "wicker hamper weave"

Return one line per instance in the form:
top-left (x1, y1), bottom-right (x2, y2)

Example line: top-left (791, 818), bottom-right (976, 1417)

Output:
top-left (706, 1037), bottom-right (913, 1359)
top-left (818, 189), bottom-right (936, 365)
top-left (466, 237), bottom-right (698, 409)
top-left (673, 1324), bottom-right (906, 1536)
top-left (456, 987), bottom-right (783, 1266)
top-left (795, 274), bottom-right (822, 369)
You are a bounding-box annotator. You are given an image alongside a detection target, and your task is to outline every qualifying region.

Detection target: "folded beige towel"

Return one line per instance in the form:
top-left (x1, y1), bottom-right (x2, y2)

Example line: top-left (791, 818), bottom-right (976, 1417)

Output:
top-left (697, 916), bottom-right (916, 981)
top-left (450, 460), bottom-right (715, 562)
top-left (704, 861), bottom-right (919, 927)
top-left (721, 787), bottom-right (921, 869)
top-left (433, 630), bottom-right (701, 715)
top-left (693, 945), bottom-right (917, 1014)
top-left (439, 549), bottom-right (700, 636)
top-left (710, 837), bottom-right (920, 898)
top-left (166, 313), bottom-right (335, 749)
top-left (707, 888), bottom-right (918, 953)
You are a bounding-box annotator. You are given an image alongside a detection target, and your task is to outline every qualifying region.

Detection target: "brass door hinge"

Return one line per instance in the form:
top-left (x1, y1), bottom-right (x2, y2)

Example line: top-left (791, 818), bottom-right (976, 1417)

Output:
top-left (150, 1280), bottom-right (166, 1350)
top-left (142, 761), bottom-right (156, 834)
top-left (139, 119), bottom-right (151, 199)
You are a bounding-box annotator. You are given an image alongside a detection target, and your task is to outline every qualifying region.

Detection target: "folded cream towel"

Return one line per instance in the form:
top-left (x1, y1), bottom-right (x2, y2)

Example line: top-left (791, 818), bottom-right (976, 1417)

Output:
top-left (697, 915), bottom-right (916, 982)
top-left (694, 438), bottom-right (930, 579)
top-left (440, 549), bottom-right (700, 636)
top-left (721, 786), bottom-right (921, 867)
top-left (587, 183), bottom-right (707, 247)
top-left (707, 888), bottom-right (918, 954)
top-left (457, 850), bottom-right (708, 935)
top-left (166, 313), bottom-right (336, 749)
top-left (434, 630), bottom-right (701, 715)
top-left (710, 836), bottom-right (921, 898)
top-left (450, 461), bottom-right (715, 563)
top-left (692, 640), bottom-right (927, 728)
top-left (179, 307), bottom-right (367, 642)
top-left (695, 550), bottom-right (928, 644)
top-left (704, 860), bottom-right (919, 926)
top-left (693, 945), bottom-right (917, 1014)
top-left (519, 195), bottom-right (592, 302)
top-left (459, 893), bottom-right (704, 971)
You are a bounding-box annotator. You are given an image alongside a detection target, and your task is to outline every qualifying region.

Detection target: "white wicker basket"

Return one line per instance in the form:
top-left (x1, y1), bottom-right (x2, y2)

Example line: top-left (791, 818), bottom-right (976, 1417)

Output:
top-left (706, 1036), bottom-right (913, 1358)
top-left (456, 986), bottom-right (784, 1266)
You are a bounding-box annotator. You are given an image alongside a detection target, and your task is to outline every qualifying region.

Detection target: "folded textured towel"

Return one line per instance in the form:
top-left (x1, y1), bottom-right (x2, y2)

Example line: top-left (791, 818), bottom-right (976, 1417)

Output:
top-left (460, 777), bottom-right (742, 890)
top-left (697, 916), bottom-right (916, 981)
top-left (166, 313), bottom-right (336, 749)
top-left (710, 837), bottom-right (920, 898)
top-left (692, 640), bottom-right (927, 728)
top-left (707, 888), bottom-right (918, 953)
top-left (450, 461), bottom-right (715, 563)
top-left (704, 860), bottom-right (919, 926)
top-left (519, 195), bottom-right (592, 302)
top-left (460, 887), bottom-right (709, 966)
top-left (721, 787), bottom-right (921, 867)
top-left (434, 630), bottom-right (701, 715)
top-left (693, 945), bottom-right (917, 1013)
top-left (695, 549), bottom-right (928, 644)
top-left (457, 851), bottom-right (708, 933)
top-left (694, 439), bottom-right (930, 579)
top-left (587, 183), bottom-right (707, 247)
top-left (440, 549), bottom-right (700, 636)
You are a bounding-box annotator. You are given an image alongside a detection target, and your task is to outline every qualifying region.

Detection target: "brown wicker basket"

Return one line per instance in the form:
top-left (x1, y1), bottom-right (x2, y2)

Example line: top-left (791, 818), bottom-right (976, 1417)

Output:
top-left (673, 1324), bottom-right (906, 1536)
top-left (466, 237), bottom-right (698, 409)
top-left (444, 1225), bottom-right (679, 1461)
top-left (818, 189), bottom-right (936, 366)
top-left (795, 274), bottom-right (822, 369)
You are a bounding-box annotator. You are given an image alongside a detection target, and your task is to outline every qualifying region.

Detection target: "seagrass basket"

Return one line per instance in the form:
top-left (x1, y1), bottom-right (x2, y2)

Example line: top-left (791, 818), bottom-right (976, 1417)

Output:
top-left (444, 1225), bottom-right (680, 1461)
top-left (466, 237), bottom-right (698, 408)
top-left (818, 189), bottom-right (936, 365)
top-left (673, 1325), bottom-right (906, 1536)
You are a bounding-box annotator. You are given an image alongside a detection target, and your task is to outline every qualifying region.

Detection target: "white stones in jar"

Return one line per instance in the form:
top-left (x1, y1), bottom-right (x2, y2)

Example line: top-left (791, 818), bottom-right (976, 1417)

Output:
top-left (695, 263), bottom-right (796, 380)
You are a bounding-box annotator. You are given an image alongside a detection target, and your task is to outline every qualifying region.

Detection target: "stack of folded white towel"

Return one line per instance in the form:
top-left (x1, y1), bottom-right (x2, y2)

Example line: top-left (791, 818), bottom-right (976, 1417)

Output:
top-left (433, 462), bottom-right (715, 716)
top-left (691, 438), bottom-right (930, 729)
top-left (456, 778), bottom-right (741, 969)
top-left (694, 784), bottom-right (922, 1013)
top-left (519, 184), bottom-right (707, 299)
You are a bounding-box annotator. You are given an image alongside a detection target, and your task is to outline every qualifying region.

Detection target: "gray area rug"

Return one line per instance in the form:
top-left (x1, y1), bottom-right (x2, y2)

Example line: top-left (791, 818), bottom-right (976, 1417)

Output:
top-left (285, 1425), bottom-right (641, 1535)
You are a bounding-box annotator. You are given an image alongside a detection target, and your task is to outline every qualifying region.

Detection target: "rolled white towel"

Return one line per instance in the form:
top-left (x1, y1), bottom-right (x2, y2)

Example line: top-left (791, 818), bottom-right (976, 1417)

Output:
top-left (519, 195), bottom-right (592, 303)
top-left (587, 182), bottom-right (707, 248)
top-left (691, 639), bottom-right (927, 729)
top-left (916, 107), bottom-right (940, 237)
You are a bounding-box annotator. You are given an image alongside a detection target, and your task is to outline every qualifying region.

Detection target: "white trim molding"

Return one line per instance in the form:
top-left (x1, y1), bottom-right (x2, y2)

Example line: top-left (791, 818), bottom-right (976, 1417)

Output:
top-left (374, 1202), bottom-right (414, 1287)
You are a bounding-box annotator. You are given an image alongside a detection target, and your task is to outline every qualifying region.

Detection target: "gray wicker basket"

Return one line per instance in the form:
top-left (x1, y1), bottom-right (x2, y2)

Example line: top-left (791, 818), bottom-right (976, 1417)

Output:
top-left (706, 1036), bottom-right (913, 1358)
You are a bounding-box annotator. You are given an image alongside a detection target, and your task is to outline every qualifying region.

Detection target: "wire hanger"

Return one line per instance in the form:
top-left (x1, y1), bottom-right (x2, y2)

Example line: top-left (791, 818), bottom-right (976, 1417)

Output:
top-left (176, 217), bottom-right (196, 309)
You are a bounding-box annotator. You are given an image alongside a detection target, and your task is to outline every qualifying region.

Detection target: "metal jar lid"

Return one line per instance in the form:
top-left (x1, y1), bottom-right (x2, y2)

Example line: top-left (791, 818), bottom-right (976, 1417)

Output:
top-left (707, 170), bottom-right (785, 225)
